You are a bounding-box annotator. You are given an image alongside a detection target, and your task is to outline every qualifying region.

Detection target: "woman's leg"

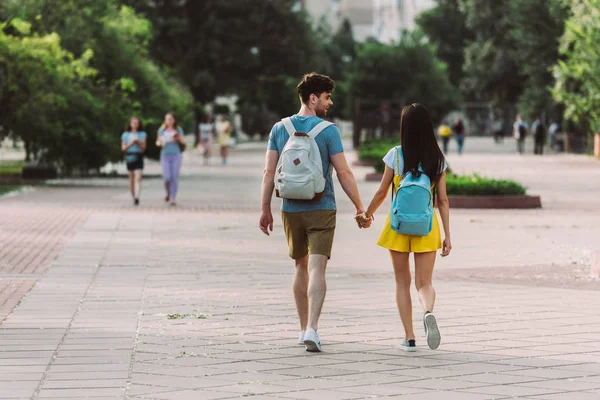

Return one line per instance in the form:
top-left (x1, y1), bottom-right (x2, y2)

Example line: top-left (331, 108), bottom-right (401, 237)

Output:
top-left (161, 156), bottom-right (172, 200)
top-left (128, 171), bottom-right (135, 198)
top-left (133, 170), bottom-right (142, 200)
top-left (390, 251), bottom-right (415, 340)
top-left (169, 153), bottom-right (182, 201)
top-left (221, 146), bottom-right (228, 165)
top-left (414, 252), bottom-right (437, 313)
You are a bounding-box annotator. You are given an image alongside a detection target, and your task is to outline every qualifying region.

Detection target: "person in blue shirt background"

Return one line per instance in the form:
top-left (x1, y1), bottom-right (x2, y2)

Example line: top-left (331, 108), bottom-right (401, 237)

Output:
top-left (121, 116), bottom-right (147, 206)
top-left (156, 112), bottom-right (186, 206)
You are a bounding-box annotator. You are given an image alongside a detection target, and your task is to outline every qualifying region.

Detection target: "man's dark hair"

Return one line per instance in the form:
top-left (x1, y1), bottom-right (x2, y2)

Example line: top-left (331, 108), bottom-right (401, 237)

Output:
top-left (297, 73), bottom-right (335, 104)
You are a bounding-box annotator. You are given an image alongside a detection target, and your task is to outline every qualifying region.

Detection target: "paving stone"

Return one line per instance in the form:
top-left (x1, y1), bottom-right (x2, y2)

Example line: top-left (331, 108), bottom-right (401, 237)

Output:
top-left (1, 141), bottom-right (600, 399)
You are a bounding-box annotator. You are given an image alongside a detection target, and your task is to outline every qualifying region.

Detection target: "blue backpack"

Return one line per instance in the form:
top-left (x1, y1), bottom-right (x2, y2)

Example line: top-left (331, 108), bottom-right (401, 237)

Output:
top-left (390, 147), bottom-right (434, 236)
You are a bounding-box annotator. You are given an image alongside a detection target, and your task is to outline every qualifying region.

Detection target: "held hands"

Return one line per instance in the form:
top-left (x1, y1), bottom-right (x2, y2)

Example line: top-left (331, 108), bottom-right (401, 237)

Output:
top-left (355, 211), bottom-right (373, 229)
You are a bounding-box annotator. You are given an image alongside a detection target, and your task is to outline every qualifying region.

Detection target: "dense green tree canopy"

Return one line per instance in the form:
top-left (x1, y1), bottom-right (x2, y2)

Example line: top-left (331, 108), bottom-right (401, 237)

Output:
top-left (348, 33), bottom-right (458, 125)
top-left (0, 0), bottom-right (192, 169)
top-left (416, 0), bottom-right (473, 88)
top-left (552, 0), bottom-right (600, 134)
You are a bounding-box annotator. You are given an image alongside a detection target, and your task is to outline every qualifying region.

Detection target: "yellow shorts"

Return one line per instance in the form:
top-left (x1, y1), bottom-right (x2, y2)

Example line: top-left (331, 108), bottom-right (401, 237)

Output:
top-left (377, 211), bottom-right (442, 253)
top-left (282, 210), bottom-right (336, 260)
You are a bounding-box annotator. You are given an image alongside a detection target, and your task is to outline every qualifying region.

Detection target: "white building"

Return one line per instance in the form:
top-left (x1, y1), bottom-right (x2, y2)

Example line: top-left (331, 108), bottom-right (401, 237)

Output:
top-left (301, 0), bottom-right (436, 43)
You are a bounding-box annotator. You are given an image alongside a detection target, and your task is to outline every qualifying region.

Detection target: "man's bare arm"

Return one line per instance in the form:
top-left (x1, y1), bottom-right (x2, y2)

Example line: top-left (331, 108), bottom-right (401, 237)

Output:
top-left (259, 150), bottom-right (279, 235)
top-left (330, 152), bottom-right (364, 213)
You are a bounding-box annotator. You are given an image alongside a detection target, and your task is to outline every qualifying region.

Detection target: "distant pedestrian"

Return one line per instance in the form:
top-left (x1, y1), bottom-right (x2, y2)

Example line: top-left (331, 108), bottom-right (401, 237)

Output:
top-left (198, 115), bottom-right (214, 165)
top-left (438, 121), bottom-right (452, 154)
top-left (532, 117), bottom-right (546, 155)
top-left (216, 115), bottom-right (233, 166)
top-left (156, 112), bottom-right (185, 206)
top-left (452, 119), bottom-right (466, 155)
top-left (121, 116), bottom-right (147, 206)
top-left (493, 117), bottom-right (504, 144)
top-left (548, 120), bottom-right (561, 149)
top-left (513, 115), bottom-right (527, 155)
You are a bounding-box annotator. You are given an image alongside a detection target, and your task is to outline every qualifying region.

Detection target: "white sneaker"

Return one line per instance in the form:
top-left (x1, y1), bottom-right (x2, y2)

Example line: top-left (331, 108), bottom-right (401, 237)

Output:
top-left (424, 312), bottom-right (441, 350)
top-left (298, 331), bottom-right (305, 345)
top-left (303, 328), bottom-right (322, 353)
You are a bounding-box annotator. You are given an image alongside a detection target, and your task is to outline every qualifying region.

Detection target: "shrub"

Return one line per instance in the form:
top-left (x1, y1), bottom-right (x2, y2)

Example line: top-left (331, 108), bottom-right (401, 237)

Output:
top-left (359, 139), bottom-right (527, 196)
top-left (446, 174), bottom-right (526, 196)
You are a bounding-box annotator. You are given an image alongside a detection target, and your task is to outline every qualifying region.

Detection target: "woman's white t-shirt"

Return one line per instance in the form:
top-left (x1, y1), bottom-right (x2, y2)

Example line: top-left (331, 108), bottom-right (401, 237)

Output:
top-left (382, 146), bottom-right (448, 176)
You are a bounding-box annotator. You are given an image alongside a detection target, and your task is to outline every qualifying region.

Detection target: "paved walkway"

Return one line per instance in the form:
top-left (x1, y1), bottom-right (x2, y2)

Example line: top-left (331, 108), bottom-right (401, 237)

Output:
top-left (1, 138), bottom-right (600, 399)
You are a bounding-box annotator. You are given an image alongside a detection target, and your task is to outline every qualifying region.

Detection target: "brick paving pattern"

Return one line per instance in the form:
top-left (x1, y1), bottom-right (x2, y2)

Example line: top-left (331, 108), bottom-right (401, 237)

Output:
top-left (0, 138), bottom-right (599, 399)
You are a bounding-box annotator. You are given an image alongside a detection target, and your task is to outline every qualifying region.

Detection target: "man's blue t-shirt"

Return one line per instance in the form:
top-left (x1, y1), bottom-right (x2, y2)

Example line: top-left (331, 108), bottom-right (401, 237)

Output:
top-left (121, 131), bottom-right (147, 162)
top-left (268, 115), bottom-right (344, 213)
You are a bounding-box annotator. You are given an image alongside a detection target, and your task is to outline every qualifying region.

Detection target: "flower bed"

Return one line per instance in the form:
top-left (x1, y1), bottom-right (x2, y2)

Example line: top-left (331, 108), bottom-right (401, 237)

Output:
top-left (359, 140), bottom-right (540, 208)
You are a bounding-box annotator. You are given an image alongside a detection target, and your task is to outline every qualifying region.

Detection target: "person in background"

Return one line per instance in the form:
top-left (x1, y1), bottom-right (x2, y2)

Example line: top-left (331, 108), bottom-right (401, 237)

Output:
top-left (438, 121), bottom-right (452, 154)
top-left (513, 115), bottom-right (527, 155)
top-left (548, 120), bottom-right (561, 149)
top-left (533, 117), bottom-right (546, 155)
top-left (493, 117), bottom-right (504, 144)
top-left (156, 112), bottom-right (185, 206)
top-left (198, 115), bottom-right (214, 165)
top-left (121, 116), bottom-right (147, 206)
top-left (452, 119), bottom-right (466, 155)
top-left (216, 115), bottom-right (233, 166)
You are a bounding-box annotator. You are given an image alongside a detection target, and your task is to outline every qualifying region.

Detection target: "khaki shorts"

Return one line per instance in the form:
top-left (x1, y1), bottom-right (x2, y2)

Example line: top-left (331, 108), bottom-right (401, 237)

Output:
top-left (282, 210), bottom-right (336, 260)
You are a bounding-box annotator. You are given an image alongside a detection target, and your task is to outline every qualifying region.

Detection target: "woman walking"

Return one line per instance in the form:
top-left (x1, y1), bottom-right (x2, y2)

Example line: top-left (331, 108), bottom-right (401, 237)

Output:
top-left (357, 104), bottom-right (452, 352)
top-left (156, 112), bottom-right (185, 206)
top-left (198, 115), bottom-right (214, 165)
top-left (216, 115), bottom-right (232, 166)
top-left (121, 117), bottom-right (147, 206)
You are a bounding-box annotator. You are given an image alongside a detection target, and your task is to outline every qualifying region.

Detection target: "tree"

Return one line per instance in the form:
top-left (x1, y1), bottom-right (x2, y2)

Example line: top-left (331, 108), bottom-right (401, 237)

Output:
top-left (416, 0), bottom-right (473, 88)
top-left (552, 0), bottom-right (600, 135)
top-left (348, 33), bottom-right (458, 126)
top-left (459, 0), bottom-right (525, 106)
top-left (0, 0), bottom-right (193, 168)
top-left (0, 19), bottom-right (109, 171)
top-left (508, 0), bottom-right (570, 119)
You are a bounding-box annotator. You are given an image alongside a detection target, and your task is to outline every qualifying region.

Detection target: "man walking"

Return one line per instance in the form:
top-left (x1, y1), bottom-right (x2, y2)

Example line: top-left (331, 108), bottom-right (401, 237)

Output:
top-left (259, 73), bottom-right (368, 352)
top-left (533, 117), bottom-right (546, 155)
top-left (513, 114), bottom-right (527, 155)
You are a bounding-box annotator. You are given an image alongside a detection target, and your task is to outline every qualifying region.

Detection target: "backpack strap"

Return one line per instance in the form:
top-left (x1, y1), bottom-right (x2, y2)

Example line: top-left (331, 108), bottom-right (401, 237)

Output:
top-left (281, 117), bottom-right (296, 136)
top-left (307, 121), bottom-right (334, 138)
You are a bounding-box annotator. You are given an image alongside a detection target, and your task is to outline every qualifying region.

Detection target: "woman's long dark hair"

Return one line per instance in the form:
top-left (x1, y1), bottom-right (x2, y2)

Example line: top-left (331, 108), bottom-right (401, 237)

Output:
top-left (400, 103), bottom-right (445, 182)
top-left (126, 116), bottom-right (143, 132)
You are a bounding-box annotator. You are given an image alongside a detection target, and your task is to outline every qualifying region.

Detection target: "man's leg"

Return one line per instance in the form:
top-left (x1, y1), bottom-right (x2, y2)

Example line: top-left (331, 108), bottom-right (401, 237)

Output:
top-left (293, 256), bottom-right (309, 331)
top-left (307, 254), bottom-right (328, 331)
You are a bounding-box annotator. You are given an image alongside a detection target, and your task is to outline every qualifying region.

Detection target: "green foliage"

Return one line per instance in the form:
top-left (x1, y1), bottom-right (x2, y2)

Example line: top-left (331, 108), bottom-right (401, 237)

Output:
top-left (508, 0), bottom-right (570, 119)
top-left (348, 32), bottom-right (459, 125)
top-left (0, 1), bottom-right (193, 171)
top-left (0, 160), bottom-right (25, 175)
top-left (0, 185), bottom-right (22, 196)
top-left (359, 140), bottom-right (526, 195)
top-left (458, 0), bottom-right (569, 117)
top-left (552, 0), bottom-right (600, 134)
top-left (459, 0), bottom-right (525, 105)
top-left (446, 174), bottom-right (526, 196)
top-left (416, 0), bottom-right (474, 88)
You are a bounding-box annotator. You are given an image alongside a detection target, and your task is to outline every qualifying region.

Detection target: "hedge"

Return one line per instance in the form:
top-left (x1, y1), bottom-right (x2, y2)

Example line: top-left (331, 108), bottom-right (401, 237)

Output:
top-left (359, 139), bottom-right (527, 196)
